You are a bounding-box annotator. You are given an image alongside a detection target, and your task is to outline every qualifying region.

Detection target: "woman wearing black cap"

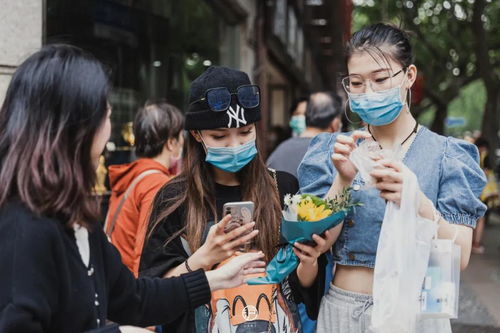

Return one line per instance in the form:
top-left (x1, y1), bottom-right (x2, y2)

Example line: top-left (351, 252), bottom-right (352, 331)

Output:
top-left (0, 46), bottom-right (266, 333)
top-left (140, 66), bottom-right (335, 332)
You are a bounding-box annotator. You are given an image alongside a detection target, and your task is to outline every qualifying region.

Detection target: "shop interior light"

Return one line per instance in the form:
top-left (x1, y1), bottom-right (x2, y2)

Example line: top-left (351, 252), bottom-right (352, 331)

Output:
top-left (306, 0), bottom-right (323, 5)
top-left (310, 18), bottom-right (327, 26)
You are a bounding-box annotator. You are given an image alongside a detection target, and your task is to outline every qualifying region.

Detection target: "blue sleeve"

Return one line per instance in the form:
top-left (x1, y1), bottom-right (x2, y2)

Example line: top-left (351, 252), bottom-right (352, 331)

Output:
top-left (437, 137), bottom-right (487, 227)
top-left (297, 133), bottom-right (338, 197)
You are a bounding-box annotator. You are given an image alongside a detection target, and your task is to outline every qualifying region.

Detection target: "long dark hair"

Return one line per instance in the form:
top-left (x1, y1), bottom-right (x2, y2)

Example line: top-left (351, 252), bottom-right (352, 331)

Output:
top-left (148, 131), bottom-right (282, 260)
top-left (0, 44), bottom-right (110, 226)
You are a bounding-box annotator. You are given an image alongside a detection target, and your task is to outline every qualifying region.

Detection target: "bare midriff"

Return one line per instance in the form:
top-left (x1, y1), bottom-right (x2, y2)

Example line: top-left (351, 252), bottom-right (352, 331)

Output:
top-left (333, 264), bottom-right (374, 295)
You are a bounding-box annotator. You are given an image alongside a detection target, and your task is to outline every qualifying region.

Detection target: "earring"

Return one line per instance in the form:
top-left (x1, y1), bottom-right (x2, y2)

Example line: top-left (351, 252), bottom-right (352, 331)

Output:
top-left (344, 99), bottom-right (361, 125)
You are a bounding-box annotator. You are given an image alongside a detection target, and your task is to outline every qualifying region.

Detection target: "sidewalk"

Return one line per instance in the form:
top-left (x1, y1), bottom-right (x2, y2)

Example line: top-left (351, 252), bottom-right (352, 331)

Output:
top-left (451, 212), bottom-right (500, 332)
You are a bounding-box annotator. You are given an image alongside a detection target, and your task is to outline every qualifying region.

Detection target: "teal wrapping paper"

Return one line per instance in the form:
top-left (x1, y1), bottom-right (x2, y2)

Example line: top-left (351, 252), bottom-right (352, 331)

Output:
top-left (247, 209), bottom-right (349, 285)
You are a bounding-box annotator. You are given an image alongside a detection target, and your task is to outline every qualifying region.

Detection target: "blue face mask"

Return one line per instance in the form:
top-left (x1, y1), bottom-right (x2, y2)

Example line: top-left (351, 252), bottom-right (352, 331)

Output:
top-left (289, 115), bottom-right (306, 136)
top-left (348, 85), bottom-right (407, 126)
top-left (204, 139), bottom-right (257, 173)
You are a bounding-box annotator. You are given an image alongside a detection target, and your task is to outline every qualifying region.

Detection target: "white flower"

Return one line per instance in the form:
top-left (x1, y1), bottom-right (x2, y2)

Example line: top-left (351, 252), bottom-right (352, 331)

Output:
top-left (284, 194), bottom-right (293, 207)
top-left (291, 194), bottom-right (302, 206)
top-left (283, 208), bottom-right (298, 222)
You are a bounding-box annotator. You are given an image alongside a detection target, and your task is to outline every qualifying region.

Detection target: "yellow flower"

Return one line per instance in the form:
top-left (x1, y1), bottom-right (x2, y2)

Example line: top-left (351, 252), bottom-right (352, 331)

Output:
top-left (297, 198), bottom-right (332, 222)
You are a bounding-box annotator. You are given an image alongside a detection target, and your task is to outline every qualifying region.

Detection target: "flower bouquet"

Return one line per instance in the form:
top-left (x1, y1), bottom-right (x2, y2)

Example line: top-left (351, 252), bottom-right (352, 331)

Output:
top-left (248, 189), bottom-right (355, 285)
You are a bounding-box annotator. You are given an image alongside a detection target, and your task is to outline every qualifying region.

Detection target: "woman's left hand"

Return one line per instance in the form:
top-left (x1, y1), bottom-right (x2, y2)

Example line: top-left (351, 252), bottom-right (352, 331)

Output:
top-left (370, 159), bottom-right (405, 205)
top-left (292, 227), bottom-right (341, 266)
top-left (371, 159), bottom-right (439, 220)
top-left (206, 252), bottom-right (266, 291)
top-left (293, 227), bottom-right (342, 287)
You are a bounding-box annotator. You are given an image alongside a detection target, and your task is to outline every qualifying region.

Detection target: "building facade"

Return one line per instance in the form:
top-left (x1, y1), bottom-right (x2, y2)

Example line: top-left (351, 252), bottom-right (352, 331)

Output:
top-left (0, 1), bottom-right (43, 104)
top-left (0, 0), bottom-right (351, 159)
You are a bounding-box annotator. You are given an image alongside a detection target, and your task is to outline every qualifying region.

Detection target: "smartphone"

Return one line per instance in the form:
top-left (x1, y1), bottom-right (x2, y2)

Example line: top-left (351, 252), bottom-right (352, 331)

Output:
top-left (222, 201), bottom-right (255, 252)
top-left (222, 201), bottom-right (255, 233)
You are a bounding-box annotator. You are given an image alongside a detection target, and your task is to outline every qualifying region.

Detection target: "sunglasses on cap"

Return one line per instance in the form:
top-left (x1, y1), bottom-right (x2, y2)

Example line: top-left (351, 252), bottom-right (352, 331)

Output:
top-left (190, 84), bottom-right (260, 112)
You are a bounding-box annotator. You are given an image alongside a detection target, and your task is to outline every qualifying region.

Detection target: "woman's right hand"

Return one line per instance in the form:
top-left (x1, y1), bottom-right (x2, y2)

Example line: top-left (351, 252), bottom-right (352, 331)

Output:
top-left (191, 215), bottom-right (259, 269)
top-left (332, 131), bottom-right (372, 183)
top-left (206, 251), bottom-right (266, 291)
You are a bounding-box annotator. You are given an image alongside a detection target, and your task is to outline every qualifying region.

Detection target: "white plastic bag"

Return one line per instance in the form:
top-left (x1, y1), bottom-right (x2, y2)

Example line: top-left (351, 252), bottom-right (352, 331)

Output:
top-left (350, 139), bottom-right (402, 189)
top-left (419, 235), bottom-right (461, 319)
top-left (370, 167), bottom-right (438, 333)
top-left (349, 141), bottom-right (453, 332)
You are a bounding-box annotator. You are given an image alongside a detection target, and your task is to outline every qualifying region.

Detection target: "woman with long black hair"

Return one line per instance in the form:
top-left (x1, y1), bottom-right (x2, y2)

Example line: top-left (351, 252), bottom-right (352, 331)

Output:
top-left (140, 66), bottom-right (335, 332)
top-left (0, 45), bottom-right (264, 333)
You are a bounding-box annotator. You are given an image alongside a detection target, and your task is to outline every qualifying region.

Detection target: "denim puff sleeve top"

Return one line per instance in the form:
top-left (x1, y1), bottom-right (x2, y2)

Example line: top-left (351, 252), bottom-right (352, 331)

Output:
top-left (297, 126), bottom-right (487, 268)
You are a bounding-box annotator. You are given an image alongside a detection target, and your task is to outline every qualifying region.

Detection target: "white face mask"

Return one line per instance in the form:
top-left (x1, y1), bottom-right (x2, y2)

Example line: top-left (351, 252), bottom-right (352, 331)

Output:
top-left (347, 74), bottom-right (409, 126)
top-left (170, 147), bottom-right (182, 162)
top-left (169, 137), bottom-right (183, 171)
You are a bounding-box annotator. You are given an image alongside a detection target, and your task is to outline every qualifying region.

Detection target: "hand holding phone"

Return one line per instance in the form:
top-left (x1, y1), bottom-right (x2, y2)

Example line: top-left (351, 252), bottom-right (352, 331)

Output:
top-left (222, 201), bottom-right (255, 251)
top-left (192, 215), bottom-right (258, 268)
top-left (222, 201), bottom-right (255, 233)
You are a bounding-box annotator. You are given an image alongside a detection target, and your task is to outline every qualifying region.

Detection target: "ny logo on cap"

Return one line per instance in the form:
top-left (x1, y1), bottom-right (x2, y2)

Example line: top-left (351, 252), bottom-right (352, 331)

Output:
top-left (227, 105), bottom-right (247, 128)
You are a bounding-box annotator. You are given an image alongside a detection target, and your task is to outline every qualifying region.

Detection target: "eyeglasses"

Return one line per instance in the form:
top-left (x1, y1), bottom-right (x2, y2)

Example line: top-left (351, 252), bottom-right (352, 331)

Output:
top-left (341, 68), bottom-right (406, 94)
top-left (190, 85), bottom-right (260, 112)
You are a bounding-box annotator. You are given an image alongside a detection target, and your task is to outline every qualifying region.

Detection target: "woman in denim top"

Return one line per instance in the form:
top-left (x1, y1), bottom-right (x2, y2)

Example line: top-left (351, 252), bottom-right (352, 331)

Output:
top-left (296, 23), bottom-right (487, 332)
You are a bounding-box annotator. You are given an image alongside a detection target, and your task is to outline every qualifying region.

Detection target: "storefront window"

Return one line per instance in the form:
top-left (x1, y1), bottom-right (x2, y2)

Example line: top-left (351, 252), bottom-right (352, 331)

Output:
top-left (46, 0), bottom-right (220, 147)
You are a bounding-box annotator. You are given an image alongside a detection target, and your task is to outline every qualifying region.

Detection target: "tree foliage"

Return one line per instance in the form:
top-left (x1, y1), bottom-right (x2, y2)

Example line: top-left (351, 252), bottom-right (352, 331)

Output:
top-left (352, 0), bottom-right (499, 137)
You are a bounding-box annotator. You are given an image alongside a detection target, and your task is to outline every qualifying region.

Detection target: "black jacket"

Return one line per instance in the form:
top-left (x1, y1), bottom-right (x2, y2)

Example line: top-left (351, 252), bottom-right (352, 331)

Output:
top-left (0, 201), bottom-right (211, 332)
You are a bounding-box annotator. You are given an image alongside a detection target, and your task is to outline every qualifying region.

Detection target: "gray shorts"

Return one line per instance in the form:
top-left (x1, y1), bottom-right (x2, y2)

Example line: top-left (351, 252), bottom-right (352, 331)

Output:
top-left (316, 284), bottom-right (373, 333)
top-left (316, 283), bottom-right (451, 333)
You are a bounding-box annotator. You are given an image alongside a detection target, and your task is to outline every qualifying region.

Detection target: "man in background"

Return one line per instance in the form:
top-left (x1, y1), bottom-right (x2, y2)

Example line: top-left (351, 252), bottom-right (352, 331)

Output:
top-left (267, 92), bottom-right (342, 178)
